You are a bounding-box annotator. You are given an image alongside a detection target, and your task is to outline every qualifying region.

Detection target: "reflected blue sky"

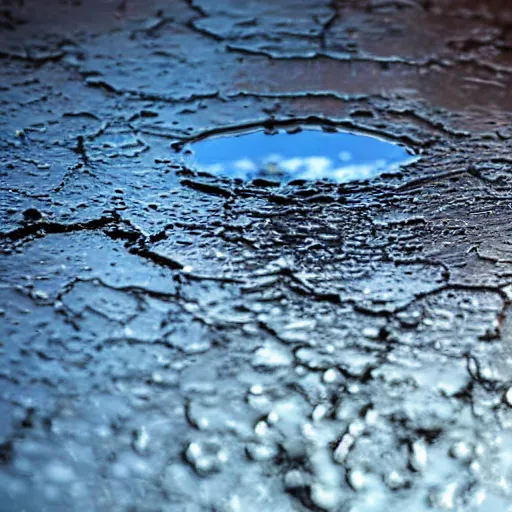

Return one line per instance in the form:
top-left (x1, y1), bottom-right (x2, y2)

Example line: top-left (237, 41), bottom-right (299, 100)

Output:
top-left (184, 128), bottom-right (417, 183)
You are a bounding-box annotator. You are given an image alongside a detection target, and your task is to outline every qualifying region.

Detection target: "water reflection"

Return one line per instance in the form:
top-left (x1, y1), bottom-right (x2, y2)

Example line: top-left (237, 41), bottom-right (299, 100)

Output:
top-left (182, 127), bottom-right (417, 183)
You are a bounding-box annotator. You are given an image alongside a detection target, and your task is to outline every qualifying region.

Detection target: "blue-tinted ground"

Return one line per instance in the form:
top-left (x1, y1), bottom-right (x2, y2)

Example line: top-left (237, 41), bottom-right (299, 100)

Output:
top-left (1, 1), bottom-right (512, 511)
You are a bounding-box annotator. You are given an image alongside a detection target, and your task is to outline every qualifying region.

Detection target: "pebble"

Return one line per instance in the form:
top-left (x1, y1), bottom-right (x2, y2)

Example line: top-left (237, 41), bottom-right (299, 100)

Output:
top-left (323, 368), bottom-right (341, 384)
top-left (333, 433), bottom-right (355, 464)
top-left (310, 483), bottom-right (340, 511)
top-left (249, 384), bottom-right (263, 395)
top-left (33, 290), bottom-right (49, 300)
top-left (385, 470), bottom-right (407, 490)
top-left (312, 403), bottom-right (330, 422)
top-left (505, 387), bottom-right (512, 407)
top-left (267, 411), bottom-right (279, 424)
top-left (132, 426), bottom-right (150, 454)
top-left (254, 421), bottom-right (269, 437)
top-left (246, 442), bottom-right (277, 462)
top-left (362, 326), bottom-right (380, 338)
top-left (347, 469), bottom-right (366, 491)
top-left (185, 439), bottom-right (228, 476)
top-left (449, 441), bottom-right (473, 462)
top-left (409, 439), bottom-right (428, 472)
top-left (23, 208), bottom-right (42, 221)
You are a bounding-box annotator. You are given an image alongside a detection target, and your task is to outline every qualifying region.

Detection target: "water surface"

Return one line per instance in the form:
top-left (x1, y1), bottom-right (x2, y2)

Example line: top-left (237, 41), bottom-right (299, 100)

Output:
top-left (182, 127), bottom-right (417, 183)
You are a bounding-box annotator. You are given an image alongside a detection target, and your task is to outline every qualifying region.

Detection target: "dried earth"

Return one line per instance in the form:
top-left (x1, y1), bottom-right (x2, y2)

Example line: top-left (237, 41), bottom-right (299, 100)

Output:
top-left (1, 0), bottom-right (512, 510)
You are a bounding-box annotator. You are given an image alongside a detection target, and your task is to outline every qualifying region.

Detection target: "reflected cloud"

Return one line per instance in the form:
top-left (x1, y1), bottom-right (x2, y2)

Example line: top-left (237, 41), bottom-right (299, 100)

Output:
top-left (233, 158), bottom-right (257, 173)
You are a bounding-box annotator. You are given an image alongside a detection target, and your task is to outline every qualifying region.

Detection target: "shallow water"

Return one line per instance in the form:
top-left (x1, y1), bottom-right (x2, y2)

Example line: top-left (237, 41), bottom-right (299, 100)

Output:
top-left (183, 127), bottom-right (417, 183)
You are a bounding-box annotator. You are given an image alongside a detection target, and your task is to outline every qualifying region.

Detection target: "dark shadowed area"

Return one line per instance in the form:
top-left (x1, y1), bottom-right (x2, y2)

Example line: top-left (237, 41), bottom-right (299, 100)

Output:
top-left (1, 0), bottom-right (512, 510)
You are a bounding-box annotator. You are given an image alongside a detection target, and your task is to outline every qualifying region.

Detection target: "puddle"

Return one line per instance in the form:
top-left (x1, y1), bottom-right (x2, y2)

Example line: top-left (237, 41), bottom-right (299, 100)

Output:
top-left (179, 126), bottom-right (418, 183)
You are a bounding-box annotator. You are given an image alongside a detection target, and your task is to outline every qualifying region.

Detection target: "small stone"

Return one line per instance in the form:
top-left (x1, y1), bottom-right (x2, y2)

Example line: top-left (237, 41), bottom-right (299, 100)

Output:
top-left (151, 372), bottom-right (163, 384)
top-left (246, 442), bottom-right (277, 462)
top-left (33, 290), bottom-right (49, 300)
top-left (249, 384), bottom-right (263, 395)
top-left (409, 439), bottom-right (428, 472)
top-left (365, 409), bottom-right (379, 425)
top-left (185, 439), bottom-right (228, 476)
top-left (23, 208), bottom-right (42, 221)
top-left (254, 421), bottom-right (269, 437)
top-left (323, 368), bottom-right (341, 384)
top-left (333, 433), bottom-right (355, 464)
top-left (267, 411), bottom-right (279, 424)
top-left (312, 403), bottom-right (330, 422)
top-left (295, 365), bottom-right (307, 376)
top-left (347, 384), bottom-right (360, 394)
top-left (504, 387), bottom-right (512, 407)
top-left (132, 426), bottom-right (150, 454)
top-left (242, 323), bottom-right (258, 335)
top-left (362, 326), bottom-right (380, 338)
top-left (347, 469), bottom-right (366, 491)
top-left (385, 470), bottom-right (407, 490)
top-left (449, 441), bottom-right (473, 462)
top-left (311, 483), bottom-right (340, 510)
top-left (348, 419), bottom-right (365, 437)
top-left (310, 483), bottom-right (340, 511)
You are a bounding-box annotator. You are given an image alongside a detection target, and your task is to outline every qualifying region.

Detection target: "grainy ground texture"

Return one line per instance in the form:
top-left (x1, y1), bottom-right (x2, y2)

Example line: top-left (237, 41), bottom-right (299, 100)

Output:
top-left (2, 0), bottom-right (512, 510)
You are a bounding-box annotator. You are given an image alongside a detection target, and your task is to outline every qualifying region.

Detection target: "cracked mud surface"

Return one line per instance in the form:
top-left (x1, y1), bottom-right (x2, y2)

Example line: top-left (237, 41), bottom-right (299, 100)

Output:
top-left (1, 0), bottom-right (512, 510)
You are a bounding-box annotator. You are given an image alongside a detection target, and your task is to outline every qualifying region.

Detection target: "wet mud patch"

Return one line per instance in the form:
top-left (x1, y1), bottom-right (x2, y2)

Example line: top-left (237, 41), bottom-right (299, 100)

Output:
top-left (2, 0), bottom-right (512, 510)
top-left (177, 124), bottom-right (418, 184)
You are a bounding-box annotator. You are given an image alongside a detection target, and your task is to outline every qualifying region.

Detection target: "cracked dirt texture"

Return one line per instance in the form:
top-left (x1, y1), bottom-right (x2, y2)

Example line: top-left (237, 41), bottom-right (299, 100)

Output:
top-left (2, 0), bottom-right (512, 510)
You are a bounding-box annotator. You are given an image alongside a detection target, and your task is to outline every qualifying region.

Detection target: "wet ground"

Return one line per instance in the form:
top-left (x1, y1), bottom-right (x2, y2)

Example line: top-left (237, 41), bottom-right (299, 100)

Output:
top-left (1, 0), bottom-right (512, 510)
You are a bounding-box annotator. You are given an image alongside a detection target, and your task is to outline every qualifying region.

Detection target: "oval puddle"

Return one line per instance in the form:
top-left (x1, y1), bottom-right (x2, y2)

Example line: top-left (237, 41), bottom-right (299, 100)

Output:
top-left (179, 126), bottom-right (418, 184)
